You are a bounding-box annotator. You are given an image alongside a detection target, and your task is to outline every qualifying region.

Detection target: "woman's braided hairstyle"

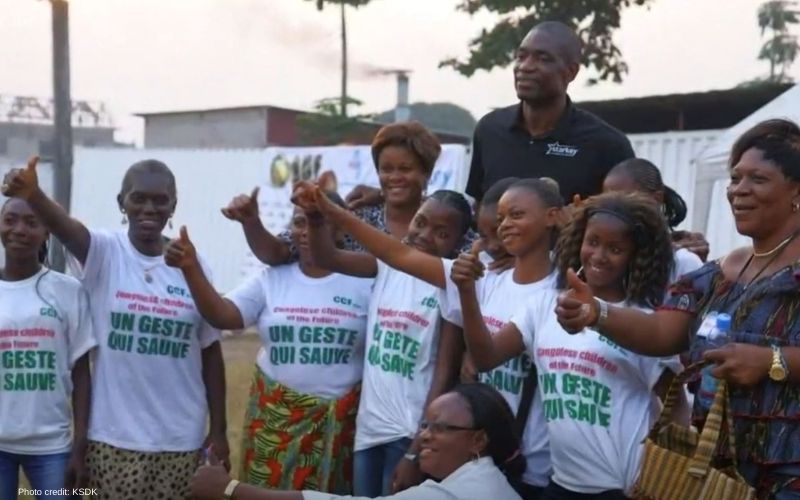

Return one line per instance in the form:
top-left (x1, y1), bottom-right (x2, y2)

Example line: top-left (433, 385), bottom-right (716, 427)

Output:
top-left (554, 192), bottom-right (674, 307)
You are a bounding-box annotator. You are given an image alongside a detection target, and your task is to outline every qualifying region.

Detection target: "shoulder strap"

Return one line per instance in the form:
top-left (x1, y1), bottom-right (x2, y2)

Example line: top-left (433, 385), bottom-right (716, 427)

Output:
top-left (515, 362), bottom-right (538, 435)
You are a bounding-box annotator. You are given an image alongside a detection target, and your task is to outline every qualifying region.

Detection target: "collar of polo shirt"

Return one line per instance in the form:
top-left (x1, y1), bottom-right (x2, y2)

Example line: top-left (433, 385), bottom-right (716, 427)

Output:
top-left (505, 95), bottom-right (576, 142)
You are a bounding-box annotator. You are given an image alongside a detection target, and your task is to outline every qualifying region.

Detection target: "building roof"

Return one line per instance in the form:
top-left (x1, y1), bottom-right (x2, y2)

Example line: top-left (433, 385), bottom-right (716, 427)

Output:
top-left (576, 83), bottom-right (794, 134)
top-left (134, 104), bottom-right (309, 117)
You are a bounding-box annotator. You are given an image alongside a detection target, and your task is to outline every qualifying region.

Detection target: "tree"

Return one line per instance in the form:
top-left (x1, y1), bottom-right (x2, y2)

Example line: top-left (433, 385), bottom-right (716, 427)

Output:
top-left (296, 96), bottom-right (375, 145)
top-left (374, 102), bottom-right (477, 136)
top-left (757, 0), bottom-right (800, 83)
top-left (305, 0), bottom-right (373, 117)
top-left (440, 0), bottom-right (654, 84)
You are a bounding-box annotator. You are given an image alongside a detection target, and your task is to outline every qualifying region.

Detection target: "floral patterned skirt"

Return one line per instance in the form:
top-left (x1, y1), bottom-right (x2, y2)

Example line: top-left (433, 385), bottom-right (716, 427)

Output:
top-left (239, 366), bottom-right (359, 493)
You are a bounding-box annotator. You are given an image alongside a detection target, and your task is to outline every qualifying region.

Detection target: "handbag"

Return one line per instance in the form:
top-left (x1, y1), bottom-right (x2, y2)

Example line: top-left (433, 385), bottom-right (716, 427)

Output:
top-left (633, 362), bottom-right (755, 500)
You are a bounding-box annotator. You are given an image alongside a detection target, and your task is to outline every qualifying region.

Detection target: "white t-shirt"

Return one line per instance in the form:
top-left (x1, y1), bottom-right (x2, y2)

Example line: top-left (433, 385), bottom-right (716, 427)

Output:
top-left (70, 230), bottom-right (221, 452)
top-left (439, 260), bottom-right (555, 487)
top-left (0, 269), bottom-right (96, 454)
top-left (670, 248), bottom-right (703, 288)
top-left (511, 289), bottom-right (682, 494)
top-left (303, 457), bottom-right (521, 500)
top-left (355, 261), bottom-right (443, 451)
top-left (226, 264), bottom-right (373, 399)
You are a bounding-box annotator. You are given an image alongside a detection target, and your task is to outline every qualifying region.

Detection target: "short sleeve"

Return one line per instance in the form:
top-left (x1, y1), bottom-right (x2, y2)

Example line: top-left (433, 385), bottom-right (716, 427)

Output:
top-left (439, 259), bottom-right (462, 327)
top-left (661, 261), bottom-right (720, 315)
top-left (68, 229), bottom-right (116, 287)
top-left (510, 302), bottom-right (538, 355)
top-left (67, 285), bottom-right (98, 367)
top-left (465, 127), bottom-right (485, 201)
top-left (224, 270), bottom-right (267, 329)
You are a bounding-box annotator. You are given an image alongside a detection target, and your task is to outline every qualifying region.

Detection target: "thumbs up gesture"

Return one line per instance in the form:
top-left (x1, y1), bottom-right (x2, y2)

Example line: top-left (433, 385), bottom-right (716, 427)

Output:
top-left (1, 156), bottom-right (40, 199)
top-left (164, 226), bottom-right (199, 271)
top-left (451, 240), bottom-right (486, 292)
top-left (555, 269), bottom-right (598, 334)
top-left (221, 187), bottom-right (260, 224)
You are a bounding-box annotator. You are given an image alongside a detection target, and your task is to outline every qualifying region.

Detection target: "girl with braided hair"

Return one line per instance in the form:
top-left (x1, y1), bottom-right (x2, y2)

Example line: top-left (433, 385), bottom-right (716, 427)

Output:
top-left (457, 191), bottom-right (683, 499)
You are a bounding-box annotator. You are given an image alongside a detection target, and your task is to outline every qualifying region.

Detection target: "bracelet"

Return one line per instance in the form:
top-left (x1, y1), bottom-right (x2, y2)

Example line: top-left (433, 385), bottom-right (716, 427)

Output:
top-left (223, 479), bottom-right (240, 499)
top-left (591, 298), bottom-right (609, 329)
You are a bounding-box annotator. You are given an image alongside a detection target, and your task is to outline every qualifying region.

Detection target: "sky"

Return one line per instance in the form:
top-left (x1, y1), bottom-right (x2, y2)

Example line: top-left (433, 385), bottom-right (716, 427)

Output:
top-left (1, 0), bottom-right (798, 145)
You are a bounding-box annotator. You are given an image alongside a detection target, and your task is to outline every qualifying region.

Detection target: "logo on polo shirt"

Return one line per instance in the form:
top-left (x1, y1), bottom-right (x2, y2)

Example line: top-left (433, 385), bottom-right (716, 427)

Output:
top-left (545, 142), bottom-right (579, 157)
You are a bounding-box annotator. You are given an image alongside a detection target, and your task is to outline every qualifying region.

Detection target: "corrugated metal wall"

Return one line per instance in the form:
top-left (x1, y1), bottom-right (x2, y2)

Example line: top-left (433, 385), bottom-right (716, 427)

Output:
top-left (628, 130), bottom-right (722, 230)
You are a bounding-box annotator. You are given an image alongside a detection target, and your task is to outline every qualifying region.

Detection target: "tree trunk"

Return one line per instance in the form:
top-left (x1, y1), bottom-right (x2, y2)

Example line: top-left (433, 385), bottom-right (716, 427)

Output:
top-left (340, 1), bottom-right (348, 118)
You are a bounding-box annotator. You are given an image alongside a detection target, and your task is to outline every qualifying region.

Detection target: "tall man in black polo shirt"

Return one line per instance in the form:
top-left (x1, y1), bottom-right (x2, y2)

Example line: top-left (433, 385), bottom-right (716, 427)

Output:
top-left (466, 21), bottom-right (634, 203)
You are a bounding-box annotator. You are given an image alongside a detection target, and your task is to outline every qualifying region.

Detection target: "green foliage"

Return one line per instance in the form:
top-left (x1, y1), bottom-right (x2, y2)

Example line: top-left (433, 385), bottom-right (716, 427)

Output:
top-left (297, 97), bottom-right (374, 144)
top-left (440, 0), bottom-right (654, 84)
top-left (757, 0), bottom-right (800, 82)
top-left (374, 102), bottom-right (477, 136)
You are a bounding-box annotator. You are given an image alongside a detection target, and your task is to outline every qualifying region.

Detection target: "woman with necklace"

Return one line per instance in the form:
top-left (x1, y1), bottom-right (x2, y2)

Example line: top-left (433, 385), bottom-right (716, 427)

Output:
top-left (556, 119), bottom-right (800, 499)
top-left (1, 158), bottom-right (228, 500)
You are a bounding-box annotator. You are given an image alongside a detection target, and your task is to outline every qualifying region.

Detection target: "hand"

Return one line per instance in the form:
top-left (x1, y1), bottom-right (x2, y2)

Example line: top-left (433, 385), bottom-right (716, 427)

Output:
top-left (345, 184), bottom-right (383, 210)
top-left (317, 170), bottom-right (338, 193)
top-left (292, 181), bottom-right (339, 218)
top-left (672, 230), bottom-right (710, 262)
top-left (203, 432), bottom-right (231, 472)
top-left (451, 240), bottom-right (485, 292)
top-left (704, 343), bottom-right (772, 387)
top-left (190, 449), bottom-right (232, 500)
top-left (164, 226), bottom-right (200, 270)
top-left (391, 456), bottom-right (424, 493)
top-left (221, 187), bottom-right (260, 224)
top-left (555, 194), bottom-right (582, 229)
top-left (1, 155), bottom-right (40, 199)
top-left (487, 252), bottom-right (514, 273)
top-left (63, 444), bottom-right (89, 490)
top-left (555, 269), bottom-right (598, 334)
top-left (460, 352), bottom-right (479, 383)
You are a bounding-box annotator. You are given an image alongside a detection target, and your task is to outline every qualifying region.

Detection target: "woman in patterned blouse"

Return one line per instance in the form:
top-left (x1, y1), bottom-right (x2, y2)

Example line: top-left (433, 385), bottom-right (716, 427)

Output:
top-left (223, 121), bottom-right (475, 263)
top-left (555, 119), bottom-right (800, 499)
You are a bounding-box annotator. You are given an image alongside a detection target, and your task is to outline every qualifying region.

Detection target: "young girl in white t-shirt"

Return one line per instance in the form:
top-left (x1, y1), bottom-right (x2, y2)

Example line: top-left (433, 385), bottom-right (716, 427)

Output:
top-left (165, 192), bottom-right (373, 493)
top-left (458, 192), bottom-right (683, 499)
top-left (295, 178), bottom-right (566, 499)
top-left (293, 184), bottom-right (472, 497)
top-left (0, 198), bottom-right (96, 500)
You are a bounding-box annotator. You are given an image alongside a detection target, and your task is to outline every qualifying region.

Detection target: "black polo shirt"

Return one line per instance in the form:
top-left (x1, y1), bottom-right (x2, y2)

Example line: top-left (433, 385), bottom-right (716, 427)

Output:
top-left (465, 98), bottom-right (635, 203)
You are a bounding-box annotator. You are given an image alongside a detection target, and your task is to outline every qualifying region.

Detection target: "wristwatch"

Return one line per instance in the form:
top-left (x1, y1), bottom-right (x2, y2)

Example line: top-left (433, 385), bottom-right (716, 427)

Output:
top-left (223, 479), bottom-right (240, 500)
top-left (769, 345), bottom-right (788, 382)
top-left (591, 298), bottom-right (609, 329)
top-left (403, 453), bottom-right (419, 464)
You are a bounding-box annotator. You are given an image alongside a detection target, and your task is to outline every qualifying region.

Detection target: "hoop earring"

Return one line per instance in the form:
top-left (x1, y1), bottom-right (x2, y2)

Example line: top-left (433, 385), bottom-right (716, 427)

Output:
top-left (472, 451), bottom-right (481, 462)
top-left (121, 210), bottom-right (128, 225)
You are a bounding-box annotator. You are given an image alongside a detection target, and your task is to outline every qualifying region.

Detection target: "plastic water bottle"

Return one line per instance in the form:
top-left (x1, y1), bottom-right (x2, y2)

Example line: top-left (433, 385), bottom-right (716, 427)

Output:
top-left (697, 313), bottom-right (732, 411)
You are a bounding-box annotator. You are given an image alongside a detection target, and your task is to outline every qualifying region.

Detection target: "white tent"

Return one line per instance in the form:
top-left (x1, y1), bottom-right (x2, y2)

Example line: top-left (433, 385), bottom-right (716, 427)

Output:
top-left (692, 84), bottom-right (800, 259)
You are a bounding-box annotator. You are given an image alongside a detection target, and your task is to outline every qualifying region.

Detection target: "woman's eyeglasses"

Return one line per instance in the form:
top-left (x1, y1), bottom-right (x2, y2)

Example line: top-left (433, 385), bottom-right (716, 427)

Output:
top-left (419, 420), bottom-right (478, 434)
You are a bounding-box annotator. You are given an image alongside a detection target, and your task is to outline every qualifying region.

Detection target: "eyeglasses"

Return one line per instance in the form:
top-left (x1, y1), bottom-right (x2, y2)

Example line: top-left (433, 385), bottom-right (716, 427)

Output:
top-left (419, 420), bottom-right (478, 434)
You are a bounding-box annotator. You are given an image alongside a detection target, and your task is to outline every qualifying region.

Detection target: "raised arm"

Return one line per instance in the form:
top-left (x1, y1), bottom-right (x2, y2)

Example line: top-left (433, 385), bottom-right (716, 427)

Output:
top-left (556, 269), bottom-right (692, 356)
top-left (164, 226), bottom-right (245, 330)
top-left (454, 247), bottom-right (525, 370)
top-left (295, 182), bottom-right (444, 283)
top-left (221, 187), bottom-right (292, 266)
top-left (2, 156), bottom-right (90, 263)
